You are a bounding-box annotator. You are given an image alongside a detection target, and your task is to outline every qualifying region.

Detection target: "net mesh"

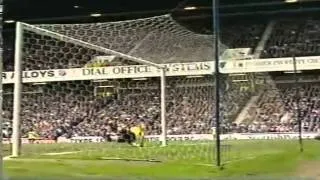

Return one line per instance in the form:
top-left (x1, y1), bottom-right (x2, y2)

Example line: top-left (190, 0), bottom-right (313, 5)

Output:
top-left (37, 14), bottom-right (227, 64)
top-left (21, 29), bottom-right (106, 70)
top-left (3, 77), bottom-right (218, 162)
top-left (2, 11), bottom-right (320, 180)
top-left (1, 15), bottom-right (224, 165)
top-left (2, 9), bottom-right (320, 180)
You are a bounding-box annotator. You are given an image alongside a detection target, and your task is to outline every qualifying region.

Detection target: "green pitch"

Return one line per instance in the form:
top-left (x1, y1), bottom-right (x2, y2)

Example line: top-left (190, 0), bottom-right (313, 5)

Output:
top-left (3, 140), bottom-right (320, 180)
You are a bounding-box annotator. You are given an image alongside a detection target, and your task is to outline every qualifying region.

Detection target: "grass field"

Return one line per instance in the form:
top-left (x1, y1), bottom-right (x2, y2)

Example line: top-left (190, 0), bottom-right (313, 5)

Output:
top-left (2, 140), bottom-right (320, 180)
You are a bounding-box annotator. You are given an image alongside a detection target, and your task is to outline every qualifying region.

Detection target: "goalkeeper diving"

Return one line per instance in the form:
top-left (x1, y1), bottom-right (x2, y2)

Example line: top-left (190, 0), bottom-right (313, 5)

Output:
top-left (120, 120), bottom-right (146, 147)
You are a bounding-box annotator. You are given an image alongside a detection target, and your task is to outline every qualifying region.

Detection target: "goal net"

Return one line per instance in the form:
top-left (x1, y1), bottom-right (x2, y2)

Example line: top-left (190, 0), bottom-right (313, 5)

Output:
top-left (3, 14), bottom-right (228, 164)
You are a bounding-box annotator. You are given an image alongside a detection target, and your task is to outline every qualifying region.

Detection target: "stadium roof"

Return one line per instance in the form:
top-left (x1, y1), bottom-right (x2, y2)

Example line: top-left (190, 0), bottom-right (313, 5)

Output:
top-left (3, 0), bottom-right (320, 46)
top-left (3, 0), bottom-right (320, 59)
top-left (4, 0), bottom-right (320, 26)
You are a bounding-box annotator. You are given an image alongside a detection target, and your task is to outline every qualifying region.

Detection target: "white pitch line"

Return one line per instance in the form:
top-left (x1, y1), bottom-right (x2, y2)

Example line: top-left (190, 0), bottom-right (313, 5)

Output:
top-left (3, 156), bottom-right (13, 161)
top-left (143, 142), bottom-right (212, 149)
top-left (194, 150), bottom-right (282, 167)
top-left (194, 155), bottom-right (258, 167)
top-left (42, 151), bottom-right (81, 156)
top-left (3, 151), bottom-right (81, 161)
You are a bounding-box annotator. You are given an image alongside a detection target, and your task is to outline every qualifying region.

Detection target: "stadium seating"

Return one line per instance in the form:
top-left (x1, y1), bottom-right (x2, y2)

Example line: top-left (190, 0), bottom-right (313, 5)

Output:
top-left (237, 82), bottom-right (320, 133)
top-left (262, 18), bottom-right (320, 58)
top-left (2, 16), bottom-right (320, 139)
top-left (3, 77), bottom-right (253, 137)
top-left (221, 20), bottom-right (267, 50)
top-left (4, 76), bottom-right (317, 138)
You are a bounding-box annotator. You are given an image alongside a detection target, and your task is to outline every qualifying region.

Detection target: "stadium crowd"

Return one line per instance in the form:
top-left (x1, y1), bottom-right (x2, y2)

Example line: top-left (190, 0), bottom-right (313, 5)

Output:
top-left (233, 82), bottom-right (320, 133)
top-left (2, 76), bottom-right (319, 139)
top-left (2, 76), bottom-right (250, 138)
top-left (2, 16), bottom-right (320, 139)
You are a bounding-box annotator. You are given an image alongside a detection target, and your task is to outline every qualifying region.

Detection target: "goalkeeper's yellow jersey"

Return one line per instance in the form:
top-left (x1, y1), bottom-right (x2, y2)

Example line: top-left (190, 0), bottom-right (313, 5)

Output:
top-left (28, 131), bottom-right (38, 139)
top-left (130, 124), bottom-right (145, 137)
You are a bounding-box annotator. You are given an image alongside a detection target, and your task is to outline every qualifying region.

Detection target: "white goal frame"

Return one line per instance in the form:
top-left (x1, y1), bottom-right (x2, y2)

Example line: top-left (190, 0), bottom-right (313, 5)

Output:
top-left (0, 16), bottom-right (3, 179)
top-left (10, 21), bottom-right (168, 157)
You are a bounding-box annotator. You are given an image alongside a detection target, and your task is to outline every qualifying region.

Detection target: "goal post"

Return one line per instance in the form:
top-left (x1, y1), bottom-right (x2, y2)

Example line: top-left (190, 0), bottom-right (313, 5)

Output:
top-left (11, 21), bottom-right (168, 157)
top-left (160, 69), bottom-right (167, 146)
top-left (0, 6), bottom-right (3, 177)
top-left (11, 22), bottom-right (23, 157)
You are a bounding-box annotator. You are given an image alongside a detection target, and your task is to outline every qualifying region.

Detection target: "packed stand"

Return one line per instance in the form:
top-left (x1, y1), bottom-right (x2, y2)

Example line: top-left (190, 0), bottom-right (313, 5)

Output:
top-left (261, 18), bottom-right (320, 58)
top-left (4, 15), bottom-right (320, 139)
top-left (71, 77), bottom-right (252, 136)
top-left (236, 82), bottom-right (320, 133)
top-left (2, 76), bottom-right (253, 138)
top-left (3, 77), bottom-right (319, 139)
top-left (220, 20), bottom-right (267, 51)
top-left (66, 77), bottom-right (218, 137)
top-left (2, 82), bottom-right (112, 139)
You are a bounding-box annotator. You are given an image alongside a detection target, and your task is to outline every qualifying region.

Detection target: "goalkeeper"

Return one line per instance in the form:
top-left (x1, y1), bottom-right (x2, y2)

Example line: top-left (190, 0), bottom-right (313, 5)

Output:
top-left (126, 121), bottom-right (146, 147)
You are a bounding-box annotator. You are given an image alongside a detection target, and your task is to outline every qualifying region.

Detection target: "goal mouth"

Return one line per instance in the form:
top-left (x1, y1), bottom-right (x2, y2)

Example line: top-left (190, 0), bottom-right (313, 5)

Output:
top-left (5, 13), bottom-right (226, 173)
